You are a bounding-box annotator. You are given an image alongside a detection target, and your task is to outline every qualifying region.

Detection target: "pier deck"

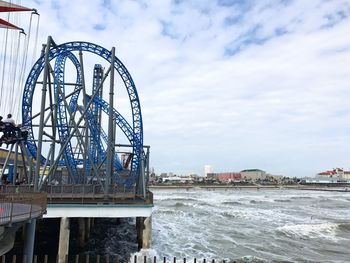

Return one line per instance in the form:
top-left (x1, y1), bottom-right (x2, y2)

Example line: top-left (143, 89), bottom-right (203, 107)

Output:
top-left (1, 184), bottom-right (153, 218)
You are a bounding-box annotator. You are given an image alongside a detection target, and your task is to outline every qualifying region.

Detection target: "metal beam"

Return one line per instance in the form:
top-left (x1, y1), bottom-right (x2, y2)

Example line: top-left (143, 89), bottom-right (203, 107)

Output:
top-left (34, 36), bottom-right (52, 192)
top-left (30, 88), bottom-right (82, 120)
top-left (20, 141), bottom-right (29, 182)
top-left (79, 50), bottom-right (89, 182)
top-left (13, 142), bottom-right (19, 184)
top-left (0, 144), bottom-right (14, 180)
top-left (105, 47), bottom-right (115, 195)
top-left (39, 65), bottom-right (106, 189)
top-left (45, 66), bottom-right (112, 179)
top-left (37, 81), bottom-right (82, 86)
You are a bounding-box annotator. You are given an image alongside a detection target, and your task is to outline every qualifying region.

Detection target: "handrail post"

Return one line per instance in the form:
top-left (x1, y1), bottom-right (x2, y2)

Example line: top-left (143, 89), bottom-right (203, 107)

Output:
top-left (9, 198), bottom-right (14, 224)
top-left (29, 203), bottom-right (33, 218)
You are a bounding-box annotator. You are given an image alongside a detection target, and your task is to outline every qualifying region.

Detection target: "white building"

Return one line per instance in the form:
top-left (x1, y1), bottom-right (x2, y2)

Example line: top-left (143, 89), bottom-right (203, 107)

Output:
top-left (204, 165), bottom-right (213, 177)
top-left (316, 168), bottom-right (350, 179)
top-left (162, 176), bottom-right (192, 184)
top-left (240, 169), bottom-right (266, 181)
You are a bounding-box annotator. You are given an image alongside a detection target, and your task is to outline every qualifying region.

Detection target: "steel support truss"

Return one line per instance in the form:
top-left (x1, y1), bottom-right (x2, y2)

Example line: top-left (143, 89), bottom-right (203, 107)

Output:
top-left (22, 37), bottom-right (144, 195)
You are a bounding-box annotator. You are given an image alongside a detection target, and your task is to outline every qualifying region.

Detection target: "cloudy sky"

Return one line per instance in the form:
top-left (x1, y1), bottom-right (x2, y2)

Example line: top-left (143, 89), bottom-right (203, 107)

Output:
top-left (3, 0), bottom-right (350, 177)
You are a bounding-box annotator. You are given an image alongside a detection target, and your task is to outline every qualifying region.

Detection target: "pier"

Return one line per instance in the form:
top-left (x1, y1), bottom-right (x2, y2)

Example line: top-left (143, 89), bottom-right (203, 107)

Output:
top-left (0, 192), bottom-right (47, 256)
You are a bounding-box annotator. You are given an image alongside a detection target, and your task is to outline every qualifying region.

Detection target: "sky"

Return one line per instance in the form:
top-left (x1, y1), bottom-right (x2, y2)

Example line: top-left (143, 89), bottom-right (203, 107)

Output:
top-left (2, 0), bottom-right (350, 177)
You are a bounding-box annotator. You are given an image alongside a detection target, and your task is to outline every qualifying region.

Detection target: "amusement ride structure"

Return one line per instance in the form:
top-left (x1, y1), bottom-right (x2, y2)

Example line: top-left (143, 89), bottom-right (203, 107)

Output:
top-left (20, 36), bottom-right (148, 196)
top-left (0, 35), bottom-right (148, 197)
top-left (1, 2), bottom-right (151, 259)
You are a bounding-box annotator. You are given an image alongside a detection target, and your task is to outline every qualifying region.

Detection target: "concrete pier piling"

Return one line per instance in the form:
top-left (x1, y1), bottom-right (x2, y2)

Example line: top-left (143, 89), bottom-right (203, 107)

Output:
top-left (23, 219), bottom-right (36, 263)
top-left (136, 216), bottom-right (152, 249)
top-left (58, 217), bottom-right (70, 263)
top-left (85, 218), bottom-right (91, 240)
top-left (78, 218), bottom-right (85, 248)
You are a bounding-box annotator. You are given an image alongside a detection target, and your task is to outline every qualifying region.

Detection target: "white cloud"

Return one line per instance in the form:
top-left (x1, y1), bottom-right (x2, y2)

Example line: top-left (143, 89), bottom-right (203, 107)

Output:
top-left (1, 0), bottom-right (350, 177)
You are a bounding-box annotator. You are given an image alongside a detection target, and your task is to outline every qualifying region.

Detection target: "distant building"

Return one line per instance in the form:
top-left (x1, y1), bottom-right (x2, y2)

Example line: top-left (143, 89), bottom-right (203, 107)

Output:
top-left (317, 168), bottom-right (350, 179)
top-left (216, 172), bottom-right (241, 182)
top-left (162, 176), bottom-right (192, 184)
top-left (206, 173), bottom-right (216, 180)
top-left (204, 165), bottom-right (213, 177)
top-left (159, 173), bottom-right (168, 178)
top-left (240, 169), bottom-right (266, 181)
top-left (188, 172), bottom-right (200, 178)
top-left (301, 177), bottom-right (350, 184)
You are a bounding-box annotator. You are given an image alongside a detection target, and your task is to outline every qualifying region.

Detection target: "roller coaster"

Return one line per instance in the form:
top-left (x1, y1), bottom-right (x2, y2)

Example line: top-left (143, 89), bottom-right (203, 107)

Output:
top-left (1, 36), bottom-right (147, 197)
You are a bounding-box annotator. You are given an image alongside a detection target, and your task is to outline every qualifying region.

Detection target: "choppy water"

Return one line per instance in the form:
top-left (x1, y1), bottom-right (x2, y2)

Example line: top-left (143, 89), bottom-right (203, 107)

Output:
top-left (149, 188), bottom-right (350, 263)
top-left (74, 188), bottom-right (350, 262)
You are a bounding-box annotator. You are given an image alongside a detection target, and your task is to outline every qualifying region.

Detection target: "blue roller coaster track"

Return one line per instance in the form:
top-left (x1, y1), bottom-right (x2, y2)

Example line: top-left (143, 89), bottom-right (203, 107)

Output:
top-left (22, 41), bottom-right (143, 187)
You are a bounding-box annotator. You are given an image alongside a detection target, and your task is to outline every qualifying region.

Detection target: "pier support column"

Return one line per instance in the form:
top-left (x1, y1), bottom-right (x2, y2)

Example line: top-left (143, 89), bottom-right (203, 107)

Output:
top-left (24, 219), bottom-right (36, 263)
top-left (58, 217), bottom-right (70, 263)
top-left (85, 218), bottom-right (91, 240)
top-left (136, 216), bottom-right (152, 249)
top-left (78, 218), bottom-right (85, 247)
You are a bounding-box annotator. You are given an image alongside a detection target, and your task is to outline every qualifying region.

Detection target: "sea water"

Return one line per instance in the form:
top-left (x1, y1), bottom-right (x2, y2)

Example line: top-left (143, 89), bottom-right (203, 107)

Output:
top-left (83, 188), bottom-right (350, 262)
top-left (149, 188), bottom-right (350, 262)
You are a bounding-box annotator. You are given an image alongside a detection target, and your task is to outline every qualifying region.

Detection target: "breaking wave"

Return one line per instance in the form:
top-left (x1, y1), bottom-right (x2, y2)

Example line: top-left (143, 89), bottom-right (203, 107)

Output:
top-left (221, 201), bottom-right (244, 206)
top-left (274, 199), bottom-right (291, 203)
top-left (276, 222), bottom-right (339, 240)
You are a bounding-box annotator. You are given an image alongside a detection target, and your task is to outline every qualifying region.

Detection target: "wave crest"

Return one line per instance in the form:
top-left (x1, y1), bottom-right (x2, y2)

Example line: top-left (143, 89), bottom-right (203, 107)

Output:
top-left (276, 222), bottom-right (339, 240)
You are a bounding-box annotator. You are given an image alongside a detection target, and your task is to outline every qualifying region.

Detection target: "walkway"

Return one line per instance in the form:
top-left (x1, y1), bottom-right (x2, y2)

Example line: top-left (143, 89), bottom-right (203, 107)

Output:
top-left (0, 193), bottom-right (47, 226)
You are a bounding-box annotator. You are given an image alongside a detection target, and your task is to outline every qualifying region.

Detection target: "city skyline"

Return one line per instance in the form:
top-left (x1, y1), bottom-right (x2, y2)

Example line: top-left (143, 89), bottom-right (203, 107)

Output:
top-left (2, 0), bottom-right (350, 178)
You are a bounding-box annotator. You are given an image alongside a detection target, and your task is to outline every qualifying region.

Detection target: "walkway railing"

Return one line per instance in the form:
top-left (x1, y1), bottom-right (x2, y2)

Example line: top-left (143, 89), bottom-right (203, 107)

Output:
top-left (0, 192), bottom-right (47, 226)
top-left (0, 185), bottom-right (153, 204)
top-left (1, 255), bottom-right (230, 263)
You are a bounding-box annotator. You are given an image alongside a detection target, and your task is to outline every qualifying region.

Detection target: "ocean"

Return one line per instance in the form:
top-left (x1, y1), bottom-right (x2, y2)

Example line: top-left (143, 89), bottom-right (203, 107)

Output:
top-left (70, 188), bottom-right (350, 262)
top-left (147, 188), bottom-right (350, 263)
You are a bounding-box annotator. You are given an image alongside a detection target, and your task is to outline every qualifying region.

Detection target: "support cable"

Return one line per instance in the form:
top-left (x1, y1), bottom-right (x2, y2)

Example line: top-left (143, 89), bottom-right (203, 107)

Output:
top-left (9, 2), bottom-right (21, 116)
top-left (9, 31), bottom-right (22, 115)
top-left (0, 12), bottom-right (10, 114)
top-left (4, 25), bottom-right (16, 115)
top-left (30, 11), bottom-right (40, 68)
top-left (0, 29), bottom-right (7, 89)
top-left (15, 11), bottom-right (36, 121)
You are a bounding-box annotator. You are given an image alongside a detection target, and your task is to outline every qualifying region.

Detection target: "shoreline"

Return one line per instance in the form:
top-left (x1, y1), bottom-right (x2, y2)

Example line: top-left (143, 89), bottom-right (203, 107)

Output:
top-left (149, 184), bottom-right (350, 192)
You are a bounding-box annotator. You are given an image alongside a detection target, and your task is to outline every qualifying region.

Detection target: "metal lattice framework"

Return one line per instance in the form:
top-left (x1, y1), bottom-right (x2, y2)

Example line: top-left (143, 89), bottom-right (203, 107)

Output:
top-left (86, 95), bottom-right (141, 185)
top-left (22, 40), bottom-right (143, 189)
top-left (53, 51), bottom-right (81, 180)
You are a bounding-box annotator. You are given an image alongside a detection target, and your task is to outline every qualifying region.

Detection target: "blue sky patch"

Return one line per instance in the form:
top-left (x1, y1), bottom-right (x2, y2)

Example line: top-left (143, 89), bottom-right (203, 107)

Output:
top-left (93, 24), bottom-right (106, 31)
top-left (102, 0), bottom-right (111, 9)
top-left (224, 25), bottom-right (270, 56)
top-left (275, 27), bottom-right (288, 36)
top-left (160, 20), bottom-right (180, 39)
top-left (322, 10), bottom-right (348, 28)
top-left (51, 1), bottom-right (60, 10)
top-left (218, 0), bottom-right (247, 7)
top-left (224, 14), bottom-right (244, 26)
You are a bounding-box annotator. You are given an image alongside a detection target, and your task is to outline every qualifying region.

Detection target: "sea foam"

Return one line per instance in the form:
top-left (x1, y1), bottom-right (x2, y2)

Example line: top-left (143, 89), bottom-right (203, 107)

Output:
top-left (276, 222), bottom-right (339, 241)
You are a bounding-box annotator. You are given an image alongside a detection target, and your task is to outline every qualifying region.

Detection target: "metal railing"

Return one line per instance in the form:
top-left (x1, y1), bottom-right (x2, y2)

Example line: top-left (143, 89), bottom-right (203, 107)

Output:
top-left (45, 184), bottom-right (137, 203)
top-left (0, 192), bottom-right (47, 226)
top-left (1, 255), bottom-right (231, 263)
top-left (0, 185), bottom-right (153, 204)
